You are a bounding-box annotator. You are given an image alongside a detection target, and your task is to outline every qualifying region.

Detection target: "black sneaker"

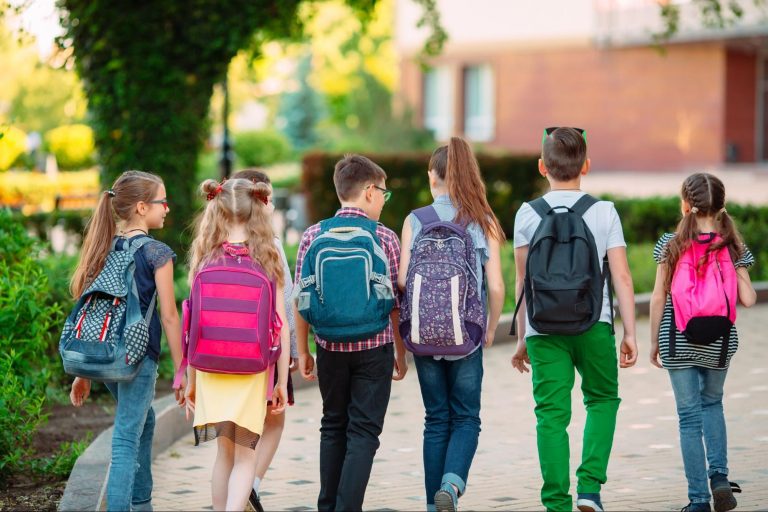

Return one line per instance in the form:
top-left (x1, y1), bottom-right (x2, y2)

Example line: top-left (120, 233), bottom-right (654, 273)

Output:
top-left (248, 489), bottom-right (265, 512)
top-left (681, 502), bottom-right (711, 512)
top-left (710, 473), bottom-right (738, 512)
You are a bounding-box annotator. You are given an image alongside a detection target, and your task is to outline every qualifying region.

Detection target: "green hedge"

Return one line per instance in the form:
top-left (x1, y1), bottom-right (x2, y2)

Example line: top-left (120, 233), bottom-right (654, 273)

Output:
top-left (301, 151), bottom-right (543, 236)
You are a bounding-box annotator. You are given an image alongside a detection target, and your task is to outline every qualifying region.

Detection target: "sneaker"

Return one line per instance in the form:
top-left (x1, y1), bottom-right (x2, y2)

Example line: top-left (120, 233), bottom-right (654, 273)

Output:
top-left (577, 493), bottom-right (604, 512)
top-left (681, 502), bottom-right (712, 512)
top-left (710, 473), bottom-right (738, 512)
top-left (247, 489), bottom-right (265, 512)
top-left (434, 483), bottom-right (458, 512)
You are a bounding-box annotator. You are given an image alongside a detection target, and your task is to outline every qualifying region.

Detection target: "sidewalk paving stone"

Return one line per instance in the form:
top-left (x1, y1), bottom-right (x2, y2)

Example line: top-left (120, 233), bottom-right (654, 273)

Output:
top-left (153, 305), bottom-right (768, 511)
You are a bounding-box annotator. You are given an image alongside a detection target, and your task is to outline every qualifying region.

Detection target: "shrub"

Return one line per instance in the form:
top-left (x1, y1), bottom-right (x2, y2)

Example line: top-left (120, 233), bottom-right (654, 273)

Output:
top-left (0, 209), bottom-right (61, 475)
top-left (234, 130), bottom-right (292, 168)
top-left (44, 124), bottom-right (96, 170)
top-left (34, 434), bottom-right (92, 478)
top-left (301, 151), bottom-right (542, 237)
top-left (0, 126), bottom-right (27, 172)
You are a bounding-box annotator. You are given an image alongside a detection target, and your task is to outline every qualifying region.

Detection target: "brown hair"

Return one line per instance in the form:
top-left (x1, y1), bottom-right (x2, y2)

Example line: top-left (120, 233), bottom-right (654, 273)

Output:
top-left (332, 154), bottom-right (387, 202)
top-left (232, 168), bottom-right (271, 185)
top-left (429, 137), bottom-right (505, 241)
top-left (188, 178), bottom-right (284, 287)
top-left (662, 172), bottom-right (744, 292)
top-left (541, 127), bottom-right (587, 181)
top-left (70, 171), bottom-right (163, 298)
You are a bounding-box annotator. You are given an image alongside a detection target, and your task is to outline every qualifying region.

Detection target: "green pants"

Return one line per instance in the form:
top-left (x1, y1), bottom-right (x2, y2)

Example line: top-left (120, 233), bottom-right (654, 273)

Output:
top-left (527, 322), bottom-right (621, 512)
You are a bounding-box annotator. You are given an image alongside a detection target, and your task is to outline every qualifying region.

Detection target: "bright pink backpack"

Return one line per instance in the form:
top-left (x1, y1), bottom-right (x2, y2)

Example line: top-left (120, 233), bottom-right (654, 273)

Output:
top-left (173, 252), bottom-right (282, 389)
top-left (670, 233), bottom-right (737, 348)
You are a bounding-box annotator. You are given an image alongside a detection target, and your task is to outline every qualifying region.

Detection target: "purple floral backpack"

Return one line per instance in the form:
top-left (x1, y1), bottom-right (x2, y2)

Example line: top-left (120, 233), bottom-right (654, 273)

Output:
top-left (399, 206), bottom-right (486, 356)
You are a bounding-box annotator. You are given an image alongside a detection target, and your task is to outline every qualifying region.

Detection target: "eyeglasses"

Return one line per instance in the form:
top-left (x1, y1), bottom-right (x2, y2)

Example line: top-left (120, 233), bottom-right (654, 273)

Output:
top-left (542, 127), bottom-right (587, 145)
top-left (367, 184), bottom-right (392, 203)
top-left (147, 198), bottom-right (168, 209)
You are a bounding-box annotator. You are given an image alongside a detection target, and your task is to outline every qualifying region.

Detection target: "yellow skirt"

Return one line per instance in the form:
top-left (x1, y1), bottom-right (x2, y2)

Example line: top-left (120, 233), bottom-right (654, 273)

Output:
top-left (193, 369), bottom-right (269, 449)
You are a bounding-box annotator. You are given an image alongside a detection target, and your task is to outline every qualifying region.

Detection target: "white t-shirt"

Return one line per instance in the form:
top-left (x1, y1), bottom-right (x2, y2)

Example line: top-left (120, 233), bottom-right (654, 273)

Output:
top-left (513, 190), bottom-right (626, 339)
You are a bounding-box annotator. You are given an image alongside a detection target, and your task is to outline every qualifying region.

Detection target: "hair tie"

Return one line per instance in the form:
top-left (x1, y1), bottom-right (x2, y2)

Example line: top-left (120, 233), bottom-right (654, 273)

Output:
top-left (206, 181), bottom-right (224, 201)
top-left (690, 206), bottom-right (699, 214)
top-left (719, 207), bottom-right (727, 215)
top-left (106, 189), bottom-right (116, 197)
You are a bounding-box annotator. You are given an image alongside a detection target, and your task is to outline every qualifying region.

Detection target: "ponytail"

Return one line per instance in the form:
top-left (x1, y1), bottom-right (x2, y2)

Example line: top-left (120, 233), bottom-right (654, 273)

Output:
top-left (70, 191), bottom-right (117, 298)
top-left (443, 137), bottom-right (505, 241)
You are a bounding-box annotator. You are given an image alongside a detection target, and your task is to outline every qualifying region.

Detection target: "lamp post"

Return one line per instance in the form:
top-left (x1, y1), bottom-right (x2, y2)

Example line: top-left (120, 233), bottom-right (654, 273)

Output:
top-left (220, 73), bottom-right (233, 180)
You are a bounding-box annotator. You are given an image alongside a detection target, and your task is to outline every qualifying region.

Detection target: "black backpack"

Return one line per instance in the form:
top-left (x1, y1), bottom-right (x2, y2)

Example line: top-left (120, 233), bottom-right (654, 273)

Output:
top-left (511, 194), bottom-right (613, 336)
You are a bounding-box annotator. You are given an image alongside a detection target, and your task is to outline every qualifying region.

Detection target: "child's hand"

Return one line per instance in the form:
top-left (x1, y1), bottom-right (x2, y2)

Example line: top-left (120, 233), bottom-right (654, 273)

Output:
top-left (484, 329), bottom-right (495, 348)
top-left (271, 384), bottom-right (288, 414)
top-left (620, 335), bottom-right (638, 368)
top-left (174, 374), bottom-right (187, 407)
top-left (299, 353), bottom-right (316, 381)
top-left (393, 350), bottom-right (408, 381)
top-left (184, 382), bottom-right (196, 421)
top-left (290, 357), bottom-right (299, 372)
top-left (649, 340), bottom-right (663, 369)
top-left (511, 344), bottom-right (530, 373)
top-left (70, 378), bottom-right (91, 407)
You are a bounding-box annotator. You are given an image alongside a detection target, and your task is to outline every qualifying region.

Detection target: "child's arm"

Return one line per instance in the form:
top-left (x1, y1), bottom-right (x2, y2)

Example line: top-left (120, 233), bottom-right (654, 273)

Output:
top-left (391, 308), bottom-right (407, 381)
top-left (511, 246), bottom-right (530, 373)
top-left (736, 267), bottom-right (756, 307)
top-left (272, 283), bottom-right (291, 414)
top-left (397, 218), bottom-right (413, 292)
top-left (606, 246), bottom-right (637, 368)
top-left (483, 235), bottom-right (504, 347)
top-left (649, 264), bottom-right (667, 369)
top-left (155, 260), bottom-right (184, 401)
top-left (295, 306), bottom-right (315, 381)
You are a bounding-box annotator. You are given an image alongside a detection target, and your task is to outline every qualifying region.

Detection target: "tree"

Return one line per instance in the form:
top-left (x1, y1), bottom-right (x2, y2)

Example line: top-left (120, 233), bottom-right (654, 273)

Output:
top-left (657, 0), bottom-right (767, 41)
top-left (53, 0), bottom-right (445, 255)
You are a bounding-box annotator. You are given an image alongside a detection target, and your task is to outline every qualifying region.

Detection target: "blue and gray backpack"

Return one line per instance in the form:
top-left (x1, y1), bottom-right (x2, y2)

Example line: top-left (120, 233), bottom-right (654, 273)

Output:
top-left (296, 216), bottom-right (395, 342)
top-left (59, 236), bottom-right (156, 382)
top-left (399, 206), bottom-right (486, 356)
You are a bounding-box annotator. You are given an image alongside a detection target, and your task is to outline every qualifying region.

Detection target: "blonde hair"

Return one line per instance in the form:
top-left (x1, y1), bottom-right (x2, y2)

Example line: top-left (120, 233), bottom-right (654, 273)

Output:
top-left (71, 170), bottom-right (163, 298)
top-left (188, 178), bottom-right (284, 286)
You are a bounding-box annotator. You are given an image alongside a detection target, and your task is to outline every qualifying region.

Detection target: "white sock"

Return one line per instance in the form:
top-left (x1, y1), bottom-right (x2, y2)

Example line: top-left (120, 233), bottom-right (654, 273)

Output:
top-left (252, 477), bottom-right (261, 494)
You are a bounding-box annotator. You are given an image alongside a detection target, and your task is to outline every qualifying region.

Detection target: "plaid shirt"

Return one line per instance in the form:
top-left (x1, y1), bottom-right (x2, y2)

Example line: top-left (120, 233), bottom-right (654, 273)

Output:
top-left (295, 207), bottom-right (401, 352)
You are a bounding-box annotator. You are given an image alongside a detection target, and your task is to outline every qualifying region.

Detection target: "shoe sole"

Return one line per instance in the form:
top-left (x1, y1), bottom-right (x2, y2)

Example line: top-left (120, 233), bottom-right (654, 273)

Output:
top-left (577, 499), bottom-right (603, 512)
top-left (712, 487), bottom-right (737, 512)
top-left (434, 489), bottom-right (456, 512)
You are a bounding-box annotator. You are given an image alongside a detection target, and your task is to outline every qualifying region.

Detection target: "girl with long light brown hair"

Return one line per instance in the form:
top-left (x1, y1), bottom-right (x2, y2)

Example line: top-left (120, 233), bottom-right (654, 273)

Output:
top-left (184, 178), bottom-right (290, 512)
top-left (397, 136), bottom-right (505, 512)
top-left (68, 170), bottom-right (184, 511)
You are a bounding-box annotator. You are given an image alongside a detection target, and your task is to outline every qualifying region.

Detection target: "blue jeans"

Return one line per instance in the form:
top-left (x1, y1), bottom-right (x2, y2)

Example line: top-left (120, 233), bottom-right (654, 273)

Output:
top-left (668, 367), bottom-right (729, 504)
top-left (104, 357), bottom-right (158, 511)
top-left (414, 347), bottom-right (483, 507)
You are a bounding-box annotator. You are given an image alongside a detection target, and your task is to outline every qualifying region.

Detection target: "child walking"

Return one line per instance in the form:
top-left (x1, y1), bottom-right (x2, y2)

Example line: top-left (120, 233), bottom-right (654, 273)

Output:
top-left (397, 137), bottom-right (505, 512)
top-left (231, 168), bottom-right (299, 512)
top-left (511, 127), bottom-right (638, 512)
top-left (68, 170), bottom-right (184, 511)
top-left (295, 154), bottom-right (407, 511)
top-left (184, 178), bottom-right (291, 511)
top-left (649, 173), bottom-right (756, 512)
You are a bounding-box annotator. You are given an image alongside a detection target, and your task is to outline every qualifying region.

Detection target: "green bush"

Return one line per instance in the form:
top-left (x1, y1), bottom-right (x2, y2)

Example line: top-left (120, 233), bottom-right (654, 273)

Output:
top-left (34, 434), bottom-right (92, 478)
top-left (44, 124), bottom-right (96, 170)
top-left (301, 151), bottom-right (542, 237)
top-left (234, 130), bottom-right (292, 168)
top-left (0, 209), bottom-right (61, 475)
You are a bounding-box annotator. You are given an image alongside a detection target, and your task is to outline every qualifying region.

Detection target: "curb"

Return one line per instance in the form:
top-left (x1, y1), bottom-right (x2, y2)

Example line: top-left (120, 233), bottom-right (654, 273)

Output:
top-left (61, 283), bottom-right (768, 509)
top-left (59, 394), bottom-right (189, 511)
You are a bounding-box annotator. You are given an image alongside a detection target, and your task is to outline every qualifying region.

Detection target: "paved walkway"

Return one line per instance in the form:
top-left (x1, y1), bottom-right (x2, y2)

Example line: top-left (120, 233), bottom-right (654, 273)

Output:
top-left (153, 305), bottom-right (768, 511)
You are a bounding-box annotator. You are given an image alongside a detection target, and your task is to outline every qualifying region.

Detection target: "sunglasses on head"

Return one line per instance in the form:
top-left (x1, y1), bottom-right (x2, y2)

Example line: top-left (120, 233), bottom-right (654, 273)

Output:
top-left (542, 127), bottom-right (587, 145)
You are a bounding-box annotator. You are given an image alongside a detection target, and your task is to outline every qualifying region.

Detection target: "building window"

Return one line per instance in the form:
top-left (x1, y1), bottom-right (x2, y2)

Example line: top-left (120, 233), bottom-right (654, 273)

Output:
top-left (463, 64), bottom-right (495, 142)
top-left (423, 66), bottom-right (454, 141)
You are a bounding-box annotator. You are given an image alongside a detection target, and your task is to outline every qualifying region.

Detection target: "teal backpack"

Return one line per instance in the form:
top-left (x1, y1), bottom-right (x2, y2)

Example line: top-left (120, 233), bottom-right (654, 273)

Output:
top-left (296, 217), bottom-right (395, 342)
top-left (59, 236), bottom-right (155, 382)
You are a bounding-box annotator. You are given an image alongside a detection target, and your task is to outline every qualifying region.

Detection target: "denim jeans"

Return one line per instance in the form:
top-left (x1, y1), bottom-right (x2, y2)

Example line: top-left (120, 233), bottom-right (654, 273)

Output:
top-left (104, 357), bottom-right (158, 511)
top-left (414, 347), bottom-right (483, 508)
top-left (316, 343), bottom-right (393, 511)
top-left (668, 367), bottom-right (729, 504)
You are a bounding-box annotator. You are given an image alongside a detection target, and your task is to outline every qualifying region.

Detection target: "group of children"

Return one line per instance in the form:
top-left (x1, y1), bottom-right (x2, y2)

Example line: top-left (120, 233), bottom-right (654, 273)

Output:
top-left (63, 128), bottom-right (756, 512)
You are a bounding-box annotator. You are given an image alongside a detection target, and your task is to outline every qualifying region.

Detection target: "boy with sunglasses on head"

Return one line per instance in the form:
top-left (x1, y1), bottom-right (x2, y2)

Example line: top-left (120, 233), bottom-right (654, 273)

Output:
top-left (294, 154), bottom-right (407, 511)
top-left (510, 127), bottom-right (638, 512)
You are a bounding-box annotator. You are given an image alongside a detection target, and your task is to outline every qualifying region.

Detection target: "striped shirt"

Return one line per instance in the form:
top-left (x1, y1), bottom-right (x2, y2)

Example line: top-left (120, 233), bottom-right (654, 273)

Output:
top-left (294, 207), bottom-right (401, 352)
top-left (653, 233), bottom-right (755, 369)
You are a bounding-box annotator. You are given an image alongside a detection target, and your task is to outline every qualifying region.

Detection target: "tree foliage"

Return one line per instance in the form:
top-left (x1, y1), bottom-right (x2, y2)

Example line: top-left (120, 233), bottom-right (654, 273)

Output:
top-left (656, 0), bottom-right (767, 41)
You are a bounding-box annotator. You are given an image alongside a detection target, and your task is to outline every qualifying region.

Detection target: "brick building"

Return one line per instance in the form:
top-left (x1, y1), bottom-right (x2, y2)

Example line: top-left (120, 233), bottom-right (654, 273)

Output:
top-left (396, 0), bottom-right (768, 171)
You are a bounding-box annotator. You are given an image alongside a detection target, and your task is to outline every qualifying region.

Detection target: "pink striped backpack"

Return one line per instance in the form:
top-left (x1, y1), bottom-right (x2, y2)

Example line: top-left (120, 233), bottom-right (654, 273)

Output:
top-left (173, 250), bottom-right (282, 389)
top-left (670, 233), bottom-right (737, 351)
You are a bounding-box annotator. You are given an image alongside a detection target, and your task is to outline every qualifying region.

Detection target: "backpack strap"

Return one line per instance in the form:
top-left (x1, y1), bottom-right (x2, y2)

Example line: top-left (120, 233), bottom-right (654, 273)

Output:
top-left (412, 205), bottom-right (441, 228)
top-left (570, 194), bottom-right (599, 217)
top-left (527, 198), bottom-right (551, 219)
top-left (509, 289), bottom-right (525, 336)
